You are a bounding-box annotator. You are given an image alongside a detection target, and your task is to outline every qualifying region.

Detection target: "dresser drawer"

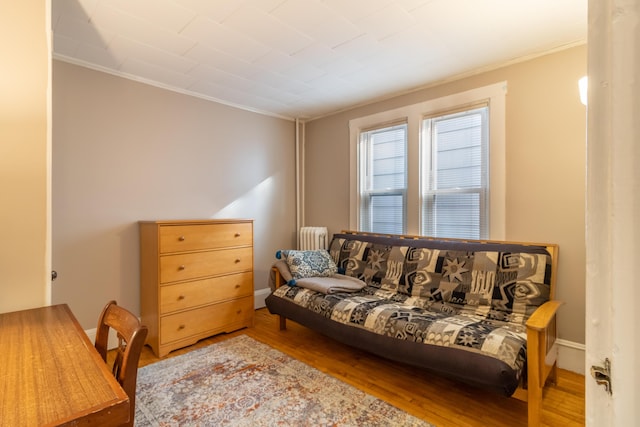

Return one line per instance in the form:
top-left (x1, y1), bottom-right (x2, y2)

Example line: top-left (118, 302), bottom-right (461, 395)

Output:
top-left (160, 296), bottom-right (253, 344)
top-left (160, 272), bottom-right (253, 314)
top-left (159, 222), bottom-right (252, 253)
top-left (160, 247), bottom-right (252, 284)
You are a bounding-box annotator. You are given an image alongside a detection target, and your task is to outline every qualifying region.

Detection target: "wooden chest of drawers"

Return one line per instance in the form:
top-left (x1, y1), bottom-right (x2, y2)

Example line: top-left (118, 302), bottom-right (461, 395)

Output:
top-left (139, 219), bottom-right (254, 357)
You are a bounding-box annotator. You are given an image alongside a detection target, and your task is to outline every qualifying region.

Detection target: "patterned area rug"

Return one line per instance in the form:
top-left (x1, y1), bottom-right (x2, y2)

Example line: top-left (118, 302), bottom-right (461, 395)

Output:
top-left (135, 335), bottom-right (434, 426)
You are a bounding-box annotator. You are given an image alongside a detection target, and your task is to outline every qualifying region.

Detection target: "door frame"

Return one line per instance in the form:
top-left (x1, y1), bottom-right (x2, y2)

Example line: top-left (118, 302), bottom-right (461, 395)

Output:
top-left (585, 0), bottom-right (640, 424)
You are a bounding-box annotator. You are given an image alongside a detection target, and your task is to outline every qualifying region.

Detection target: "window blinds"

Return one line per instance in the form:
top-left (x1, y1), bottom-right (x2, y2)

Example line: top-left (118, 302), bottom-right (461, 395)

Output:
top-left (422, 107), bottom-right (489, 239)
top-left (360, 124), bottom-right (407, 234)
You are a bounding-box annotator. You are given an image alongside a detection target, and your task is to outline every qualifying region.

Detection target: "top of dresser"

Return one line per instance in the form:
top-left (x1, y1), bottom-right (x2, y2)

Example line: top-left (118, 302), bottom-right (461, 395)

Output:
top-left (139, 219), bottom-right (253, 225)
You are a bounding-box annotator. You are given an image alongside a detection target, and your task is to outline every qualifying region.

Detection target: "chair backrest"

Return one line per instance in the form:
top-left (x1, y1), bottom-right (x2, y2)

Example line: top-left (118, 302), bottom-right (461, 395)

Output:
top-left (95, 300), bottom-right (148, 427)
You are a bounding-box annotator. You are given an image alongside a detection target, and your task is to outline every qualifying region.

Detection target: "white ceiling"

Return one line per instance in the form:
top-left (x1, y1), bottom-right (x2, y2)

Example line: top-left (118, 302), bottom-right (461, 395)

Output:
top-left (52, 0), bottom-right (587, 120)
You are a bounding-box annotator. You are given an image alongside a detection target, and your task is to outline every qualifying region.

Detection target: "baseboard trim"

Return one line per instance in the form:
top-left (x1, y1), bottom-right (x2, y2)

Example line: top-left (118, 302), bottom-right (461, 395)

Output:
top-left (255, 288), bottom-right (271, 309)
top-left (557, 338), bottom-right (585, 375)
top-left (84, 327), bottom-right (120, 350)
top-left (85, 327), bottom-right (96, 343)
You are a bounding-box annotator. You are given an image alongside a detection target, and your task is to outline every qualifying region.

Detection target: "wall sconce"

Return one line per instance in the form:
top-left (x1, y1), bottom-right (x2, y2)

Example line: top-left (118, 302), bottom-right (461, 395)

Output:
top-left (579, 76), bottom-right (588, 106)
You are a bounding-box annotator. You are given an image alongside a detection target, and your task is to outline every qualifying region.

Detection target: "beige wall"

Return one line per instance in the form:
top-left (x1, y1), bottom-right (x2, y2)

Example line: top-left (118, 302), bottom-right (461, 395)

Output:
top-left (53, 61), bottom-right (297, 329)
top-left (304, 45), bottom-right (587, 345)
top-left (0, 1), bottom-right (51, 313)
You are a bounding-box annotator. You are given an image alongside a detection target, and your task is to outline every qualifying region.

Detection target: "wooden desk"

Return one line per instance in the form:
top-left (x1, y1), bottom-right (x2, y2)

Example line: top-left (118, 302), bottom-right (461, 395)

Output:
top-left (0, 304), bottom-right (129, 426)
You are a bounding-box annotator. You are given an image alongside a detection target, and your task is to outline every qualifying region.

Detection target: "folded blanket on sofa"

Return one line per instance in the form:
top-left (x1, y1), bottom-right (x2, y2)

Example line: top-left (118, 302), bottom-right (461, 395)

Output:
top-left (294, 274), bottom-right (366, 294)
top-left (269, 260), bottom-right (366, 294)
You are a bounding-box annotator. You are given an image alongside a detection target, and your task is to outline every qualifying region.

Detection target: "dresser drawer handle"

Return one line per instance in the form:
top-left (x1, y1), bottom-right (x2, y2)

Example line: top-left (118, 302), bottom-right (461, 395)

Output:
top-left (178, 324), bottom-right (186, 330)
top-left (178, 236), bottom-right (185, 241)
top-left (236, 310), bottom-right (242, 314)
top-left (178, 265), bottom-right (186, 270)
top-left (234, 284), bottom-right (241, 289)
top-left (234, 259), bottom-right (241, 264)
top-left (234, 233), bottom-right (241, 237)
top-left (177, 295), bottom-right (185, 300)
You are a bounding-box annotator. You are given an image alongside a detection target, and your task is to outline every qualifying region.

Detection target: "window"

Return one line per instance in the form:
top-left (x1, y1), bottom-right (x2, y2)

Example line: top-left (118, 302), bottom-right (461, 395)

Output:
top-left (349, 82), bottom-right (506, 239)
top-left (421, 107), bottom-right (489, 239)
top-left (359, 124), bottom-right (407, 234)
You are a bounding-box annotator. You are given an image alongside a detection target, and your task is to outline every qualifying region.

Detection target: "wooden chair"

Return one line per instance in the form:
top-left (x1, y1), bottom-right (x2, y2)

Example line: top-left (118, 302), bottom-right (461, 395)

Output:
top-left (95, 300), bottom-right (148, 427)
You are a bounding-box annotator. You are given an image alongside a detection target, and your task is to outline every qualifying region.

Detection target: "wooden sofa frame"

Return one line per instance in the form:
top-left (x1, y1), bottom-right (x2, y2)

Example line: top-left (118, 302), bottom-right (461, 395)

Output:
top-left (272, 230), bottom-right (561, 426)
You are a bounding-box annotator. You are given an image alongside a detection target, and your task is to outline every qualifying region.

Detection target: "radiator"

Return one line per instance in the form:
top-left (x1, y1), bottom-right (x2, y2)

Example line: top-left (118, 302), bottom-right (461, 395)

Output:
top-left (299, 227), bottom-right (328, 250)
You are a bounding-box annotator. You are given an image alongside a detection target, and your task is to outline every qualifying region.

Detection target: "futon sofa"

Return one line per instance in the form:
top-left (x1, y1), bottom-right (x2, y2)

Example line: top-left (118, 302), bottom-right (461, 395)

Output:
top-left (265, 231), bottom-right (561, 426)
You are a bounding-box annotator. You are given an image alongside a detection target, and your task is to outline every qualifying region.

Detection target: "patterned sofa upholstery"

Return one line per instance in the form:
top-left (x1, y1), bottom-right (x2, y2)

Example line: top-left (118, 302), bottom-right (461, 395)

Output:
top-left (265, 231), bottom-right (561, 426)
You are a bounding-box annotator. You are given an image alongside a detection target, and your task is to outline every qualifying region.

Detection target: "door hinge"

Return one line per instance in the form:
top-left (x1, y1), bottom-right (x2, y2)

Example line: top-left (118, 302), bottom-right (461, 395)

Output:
top-left (591, 358), bottom-right (612, 395)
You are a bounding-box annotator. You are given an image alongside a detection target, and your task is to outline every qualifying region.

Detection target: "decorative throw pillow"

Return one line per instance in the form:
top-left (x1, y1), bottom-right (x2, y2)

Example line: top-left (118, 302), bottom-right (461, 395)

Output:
top-left (277, 249), bottom-right (338, 280)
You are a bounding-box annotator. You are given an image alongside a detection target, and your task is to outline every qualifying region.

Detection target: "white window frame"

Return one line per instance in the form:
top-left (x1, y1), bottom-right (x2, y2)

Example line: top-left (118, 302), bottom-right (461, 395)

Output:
top-left (349, 82), bottom-right (506, 239)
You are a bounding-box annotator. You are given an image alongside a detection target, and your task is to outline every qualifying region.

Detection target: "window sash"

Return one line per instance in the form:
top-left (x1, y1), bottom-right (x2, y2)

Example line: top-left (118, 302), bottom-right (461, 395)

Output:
top-left (360, 190), bottom-right (406, 234)
top-left (422, 188), bottom-right (486, 239)
top-left (421, 107), bottom-right (489, 239)
top-left (359, 124), bottom-right (407, 234)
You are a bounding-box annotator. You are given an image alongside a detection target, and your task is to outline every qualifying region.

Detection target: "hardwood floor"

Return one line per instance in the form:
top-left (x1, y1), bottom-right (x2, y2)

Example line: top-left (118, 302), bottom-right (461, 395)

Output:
top-left (138, 308), bottom-right (585, 427)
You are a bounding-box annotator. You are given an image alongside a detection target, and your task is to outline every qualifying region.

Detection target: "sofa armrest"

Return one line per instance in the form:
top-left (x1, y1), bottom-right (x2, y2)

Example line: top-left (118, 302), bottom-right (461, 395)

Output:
top-left (272, 266), bottom-right (284, 289)
top-left (526, 300), bottom-right (563, 331)
top-left (270, 267), bottom-right (287, 330)
top-left (525, 299), bottom-right (563, 426)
